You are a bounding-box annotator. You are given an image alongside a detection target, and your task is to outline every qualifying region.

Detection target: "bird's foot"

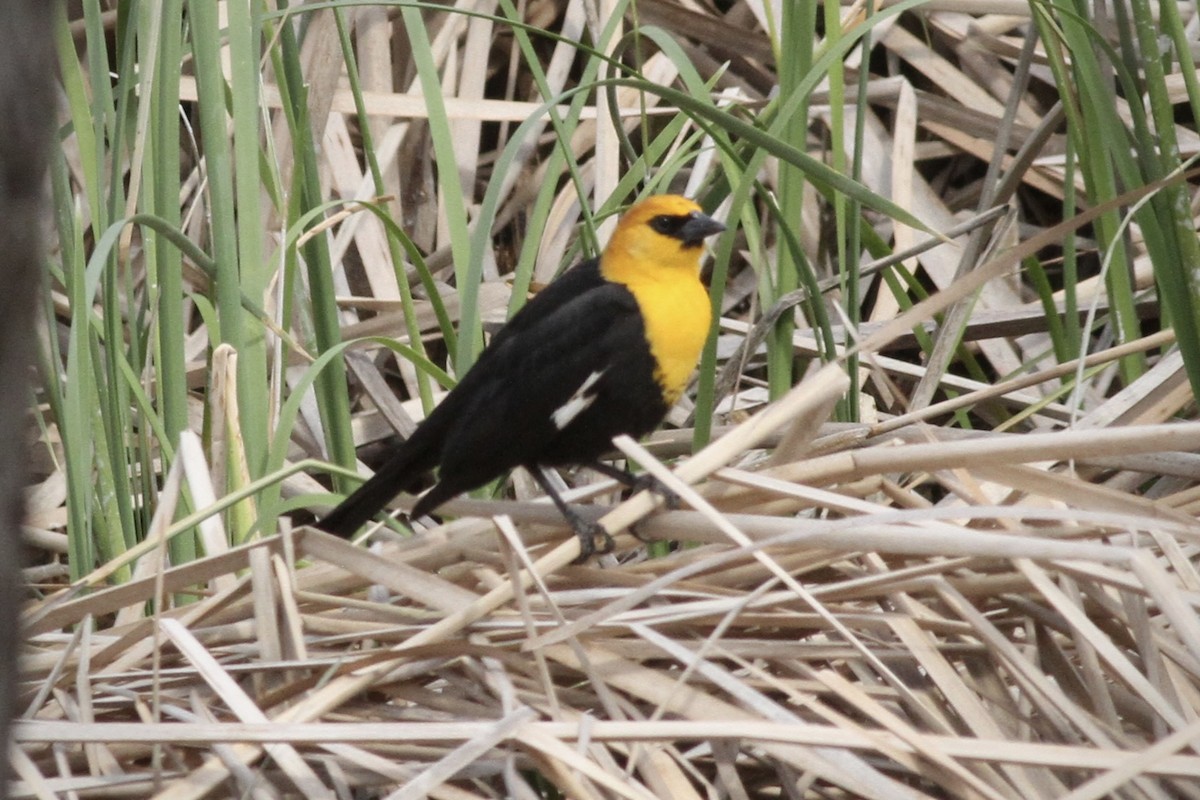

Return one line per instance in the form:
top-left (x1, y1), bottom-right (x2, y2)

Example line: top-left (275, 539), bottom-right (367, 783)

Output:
top-left (566, 513), bottom-right (614, 564)
top-left (532, 467), bottom-right (614, 563)
top-left (585, 461), bottom-right (682, 509)
top-left (627, 473), bottom-right (682, 510)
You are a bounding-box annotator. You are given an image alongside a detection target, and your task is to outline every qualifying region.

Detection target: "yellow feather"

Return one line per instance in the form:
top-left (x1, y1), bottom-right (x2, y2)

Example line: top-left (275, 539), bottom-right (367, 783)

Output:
top-left (599, 196), bottom-right (715, 404)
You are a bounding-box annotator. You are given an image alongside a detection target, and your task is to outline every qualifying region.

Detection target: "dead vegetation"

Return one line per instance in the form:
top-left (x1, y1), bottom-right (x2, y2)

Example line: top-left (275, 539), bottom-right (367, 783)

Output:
top-left (16, 1), bottom-right (1200, 798)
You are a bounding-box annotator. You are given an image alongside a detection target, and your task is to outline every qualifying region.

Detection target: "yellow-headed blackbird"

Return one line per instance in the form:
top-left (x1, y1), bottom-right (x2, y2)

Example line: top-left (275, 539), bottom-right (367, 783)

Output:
top-left (318, 195), bottom-right (725, 558)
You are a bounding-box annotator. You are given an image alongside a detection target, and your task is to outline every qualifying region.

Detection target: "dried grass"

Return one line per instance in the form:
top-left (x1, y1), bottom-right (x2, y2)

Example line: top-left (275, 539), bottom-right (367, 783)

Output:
top-left (19, 394), bottom-right (1200, 797)
top-left (16, 466), bottom-right (1200, 798)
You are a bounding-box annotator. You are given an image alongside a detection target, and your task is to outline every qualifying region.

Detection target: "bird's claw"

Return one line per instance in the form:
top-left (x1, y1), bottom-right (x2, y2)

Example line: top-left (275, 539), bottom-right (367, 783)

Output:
top-left (630, 473), bottom-right (682, 510)
top-left (571, 520), bottom-right (614, 564)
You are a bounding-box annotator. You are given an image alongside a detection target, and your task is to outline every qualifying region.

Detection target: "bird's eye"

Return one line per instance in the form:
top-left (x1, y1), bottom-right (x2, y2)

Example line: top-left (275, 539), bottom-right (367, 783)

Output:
top-left (649, 214), bottom-right (685, 235)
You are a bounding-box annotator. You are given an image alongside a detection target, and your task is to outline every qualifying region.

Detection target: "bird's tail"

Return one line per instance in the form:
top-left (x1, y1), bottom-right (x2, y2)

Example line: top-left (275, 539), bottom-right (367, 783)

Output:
top-left (315, 440), bottom-right (433, 538)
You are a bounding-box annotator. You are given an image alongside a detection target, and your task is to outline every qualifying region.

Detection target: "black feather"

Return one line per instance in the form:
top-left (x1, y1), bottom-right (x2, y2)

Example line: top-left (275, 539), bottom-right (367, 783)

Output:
top-left (316, 258), bottom-right (667, 536)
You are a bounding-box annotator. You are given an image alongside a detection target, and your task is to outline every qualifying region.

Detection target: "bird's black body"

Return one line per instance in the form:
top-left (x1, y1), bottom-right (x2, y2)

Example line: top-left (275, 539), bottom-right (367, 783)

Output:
top-left (317, 195), bottom-right (725, 556)
top-left (317, 258), bottom-right (669, 539)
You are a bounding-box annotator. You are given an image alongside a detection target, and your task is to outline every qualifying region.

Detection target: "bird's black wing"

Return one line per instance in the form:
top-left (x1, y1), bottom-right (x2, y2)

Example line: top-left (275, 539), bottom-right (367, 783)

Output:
top-left (318, 258), bottom-right (650, 536)
top-left (486, 257), bottom-right (603, 343)
top-left (411, 269), bottom-right (667, 516)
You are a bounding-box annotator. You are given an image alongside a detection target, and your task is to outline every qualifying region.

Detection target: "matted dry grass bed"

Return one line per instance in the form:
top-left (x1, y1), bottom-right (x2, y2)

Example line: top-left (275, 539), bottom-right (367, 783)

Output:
top-left (17, 369), bottom-right (1200, 799)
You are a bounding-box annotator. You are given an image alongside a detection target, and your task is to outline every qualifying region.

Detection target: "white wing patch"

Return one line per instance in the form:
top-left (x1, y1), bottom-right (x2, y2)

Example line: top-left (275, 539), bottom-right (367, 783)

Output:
top-left (551, 369), bottom-right (606, 430)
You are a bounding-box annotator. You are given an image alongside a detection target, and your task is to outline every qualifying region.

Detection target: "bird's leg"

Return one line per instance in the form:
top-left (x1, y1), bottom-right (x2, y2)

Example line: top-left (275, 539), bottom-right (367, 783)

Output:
top-left (532, 468), bottom-right (614, 563)
top-left (584, 461), bottom-right (681, 510)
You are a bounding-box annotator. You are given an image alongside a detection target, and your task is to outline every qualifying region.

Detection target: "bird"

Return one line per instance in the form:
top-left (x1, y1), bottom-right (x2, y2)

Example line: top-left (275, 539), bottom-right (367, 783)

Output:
top-left (317, 194), bottom-right (725, 559)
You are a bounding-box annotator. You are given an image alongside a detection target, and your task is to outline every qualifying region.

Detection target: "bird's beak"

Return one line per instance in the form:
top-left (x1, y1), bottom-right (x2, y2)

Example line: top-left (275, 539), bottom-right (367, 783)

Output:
top-left (680, 212), bottom-right (726, 247)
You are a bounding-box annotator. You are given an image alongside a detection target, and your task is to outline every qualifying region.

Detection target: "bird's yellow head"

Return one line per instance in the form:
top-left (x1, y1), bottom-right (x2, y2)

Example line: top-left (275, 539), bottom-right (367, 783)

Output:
top-left (600, 195), bottom-right (725, 283)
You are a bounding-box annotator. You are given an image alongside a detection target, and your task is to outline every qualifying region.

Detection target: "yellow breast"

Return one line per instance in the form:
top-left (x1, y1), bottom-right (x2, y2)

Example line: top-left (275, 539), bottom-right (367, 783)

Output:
top-left (630, 277), bottom-right (711, 404)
